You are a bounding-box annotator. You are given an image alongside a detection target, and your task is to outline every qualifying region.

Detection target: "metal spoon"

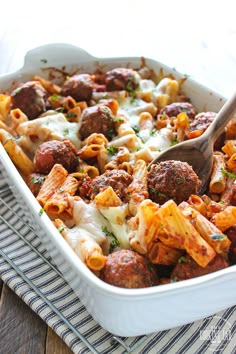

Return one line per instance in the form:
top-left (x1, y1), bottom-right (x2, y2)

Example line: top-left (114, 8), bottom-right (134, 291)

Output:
top-left (148, 92), bottom-right (236, 194)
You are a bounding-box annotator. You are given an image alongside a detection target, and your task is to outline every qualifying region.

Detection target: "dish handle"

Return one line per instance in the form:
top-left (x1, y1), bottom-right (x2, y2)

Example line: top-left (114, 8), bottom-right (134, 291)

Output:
top-left (23, 43), bottom-right (96, 70)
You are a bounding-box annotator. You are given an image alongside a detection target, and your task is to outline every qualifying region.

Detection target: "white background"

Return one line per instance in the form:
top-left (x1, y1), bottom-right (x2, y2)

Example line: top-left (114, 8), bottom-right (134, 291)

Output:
top-left (0, 0), bottom-right (236, 96)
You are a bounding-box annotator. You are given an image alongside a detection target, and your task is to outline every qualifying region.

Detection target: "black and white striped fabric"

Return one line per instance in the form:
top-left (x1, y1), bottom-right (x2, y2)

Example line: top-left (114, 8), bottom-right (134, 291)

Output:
top-left (0, 179), bottom-right (236, 354)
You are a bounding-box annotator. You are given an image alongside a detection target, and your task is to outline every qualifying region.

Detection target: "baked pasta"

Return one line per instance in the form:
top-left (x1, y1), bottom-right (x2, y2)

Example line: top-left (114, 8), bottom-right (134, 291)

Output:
top-left (0, 62), bottom-right (235, 288)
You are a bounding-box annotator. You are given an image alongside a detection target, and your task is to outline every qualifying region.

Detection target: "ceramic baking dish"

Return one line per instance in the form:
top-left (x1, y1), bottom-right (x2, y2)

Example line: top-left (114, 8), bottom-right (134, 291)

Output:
top-left (0, 43), bottom-right (235, 337)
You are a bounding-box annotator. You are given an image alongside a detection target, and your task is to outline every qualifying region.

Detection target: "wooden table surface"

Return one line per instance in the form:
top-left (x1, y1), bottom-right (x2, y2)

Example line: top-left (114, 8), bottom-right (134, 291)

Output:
top-left (0, 1), bottom-right (235, 353)
top-left (0, 280), bottom-right (72, 354)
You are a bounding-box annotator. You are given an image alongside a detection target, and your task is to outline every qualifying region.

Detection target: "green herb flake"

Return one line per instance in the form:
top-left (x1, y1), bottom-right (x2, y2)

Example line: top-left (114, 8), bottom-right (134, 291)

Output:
top-left (132, 125), bottom-right (139, 134)
top-left (113, 116), bottom-right (124, 124)
top-left (39, 208), bottom-right (44, 216)
top-left (40, 58), bottom-right (48, 64)
top-left (67, 111), bottom-right (76, 120)
top-left (50, 94), bottom-right (60, 101)
top-left (171, 137), bottom-right (178, 146)
top-left (109, 237), bottom-right (120, 253)
top-left (176, 178), bottom-right (185, 185)
top-left (150, 129), bottom-right (158, 136)
top-left (102, 226), bottom-right (120, 252)
top-left (126, 77), bottom-right (137, 101)
top-left (30, 176), bottom-right (45, 184)
top-left (14, 87), bottom-right (22, 94)
top-left (211, 234), bottom-right (226, 241)
top-left (170, 276), bottom-right (178, 283)
top-left (157, 191), bottom-right (167, 198)
top-left (178, 256), bottom-right (189, 263)
top-left (58, 227), bottom-right (65, 233)
top-left (55, 107), bottom-right (65, 113)
top-left (107, 145), bottom-right (118, 156)
top-left (63, 128), bottom-right (69, 136)
top-left (220, 168), bottom-right (236, 179)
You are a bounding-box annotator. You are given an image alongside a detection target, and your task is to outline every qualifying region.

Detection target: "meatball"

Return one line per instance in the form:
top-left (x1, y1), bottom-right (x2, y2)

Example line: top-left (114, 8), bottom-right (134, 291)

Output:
top-left (78, 105), bottom-right (115, 140)
top-left (101, 249), bottom-right (159, 288)
top-left (105, 68), bottom-right (140, 91)
top-left (225, 226), bottom-right (236, 265)
top-left (61, 74), bottom-right (94, 102)
top-left (27, 173), bottom-right (46, 196)
top-left (11, 81), bottom-right (48, 119)
top-left (91, 169), bottom-right (133, 201)
top-left (171, 255), bottom-right (229, 281)
top-left (148, 160), bottom-right (201, 205)
top-left (34, 139), bottom-right (79, 174)
top-left (190, 111), bottom-right (216, 132)
top-left (159, 102), bottom-right (197, 121)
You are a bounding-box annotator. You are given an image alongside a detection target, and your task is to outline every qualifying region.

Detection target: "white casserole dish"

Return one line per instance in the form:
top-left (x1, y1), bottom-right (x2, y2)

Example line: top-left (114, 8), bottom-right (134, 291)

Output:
top-left (0, 43), bottom-right (235, 337)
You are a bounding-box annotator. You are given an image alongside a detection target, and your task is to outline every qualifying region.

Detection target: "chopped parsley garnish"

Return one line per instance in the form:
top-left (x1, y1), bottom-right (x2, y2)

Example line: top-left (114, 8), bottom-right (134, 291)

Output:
top-left (100, 105), bottom-right (111, 116)
top-left (101, 225), bottom-right (114, 237)
top-left (150, 129), bottom-right (158, 136)
top-left (39, 208), bottom-right (44, 216)
top-left (50, 94), bottom-right (60, 101)
top-left (150, 189), bottom-right (167, 199)
top-left (30, 176), bottom-right (45, 184)
top-left (109, 238), bottom-right (120, 253)
top-left (67, 111), bottom-right (76, 120)
top-left (126, 77), bottom-right (137, 101)
top-left (102, 226), bottom-right (120, 252)
top-left (220, 168), bottom-right (236, 179)
top-left (170, 276), bottom-right (178, 283)
top-left (211, 234), bottom-right (226, 241)
top-left (63, 128), bottom-right (69, 136)
top-left (157, 191), bottom-right (167, 198)
top-left (55, 107), bottom-right (65, 113)
top-left (176, 177), bottom-right (185, 185)
top-left (178, 256), bottom-right (189, 263)
top-left (58, 227), bottom-right (65, 233)
top-left (107, 145), bottom-right (118, 156)
top-left (132, 125), bottom-right (139, 134)
top-left (171, 137), bottom-right (178, 146)
top-left (107, 128), bottom-right (115, 138)
top-left (113, 116), bottom-right (124, 124)
top-left (40, 58), bottom-right (48, 64)
top-left (14, 87), bottom-right (22, 94)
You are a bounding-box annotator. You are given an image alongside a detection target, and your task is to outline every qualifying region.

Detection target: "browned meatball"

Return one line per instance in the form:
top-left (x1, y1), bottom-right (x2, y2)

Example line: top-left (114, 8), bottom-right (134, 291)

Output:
top-left (101, 249), bottom-right (159, 288)
top-left (78, 105), bottom-right (115, 140)
top-left (61, 74), bottom-right (94, 102)
top-left (91, 169), bottom-right (133, 201)
top-left (190, 111), bottom-right (216, 132)
top-left (171, 255), bottom-right (229, 281)
top-left (105, 68), bottom-right (140, 91)
top-left (148, 160), bottom-right (201, 205)
top-left (11, 81), bottom-right (48, 119)
top-left (27, 173), bottom-right (46, 196)
top-left (225, 226), bottom-right (236, 265)
top-left (159, 102), bottom-right (197, 121)
top-left (34, 139), bottom-right (78, 174)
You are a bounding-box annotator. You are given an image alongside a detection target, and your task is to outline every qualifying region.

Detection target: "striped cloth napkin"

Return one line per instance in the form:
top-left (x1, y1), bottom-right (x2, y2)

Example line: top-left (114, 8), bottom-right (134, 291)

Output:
top-left (0, 175), bottom-right (236, 354)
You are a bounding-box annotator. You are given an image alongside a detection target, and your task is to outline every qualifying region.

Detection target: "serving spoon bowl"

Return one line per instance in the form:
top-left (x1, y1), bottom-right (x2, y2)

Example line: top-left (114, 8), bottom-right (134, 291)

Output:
top-left (148, 92), bottom-right (236, 193)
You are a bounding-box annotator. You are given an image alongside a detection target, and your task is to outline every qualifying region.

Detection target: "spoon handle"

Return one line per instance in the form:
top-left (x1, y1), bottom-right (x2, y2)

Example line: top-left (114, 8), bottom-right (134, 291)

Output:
top-left (204, 92), bottom-right (236, 140)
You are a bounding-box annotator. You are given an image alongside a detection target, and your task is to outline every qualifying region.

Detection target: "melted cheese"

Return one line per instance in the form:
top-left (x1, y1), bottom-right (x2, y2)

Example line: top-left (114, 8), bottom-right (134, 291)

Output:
top-left (72, 198), bottom-right (109, 245)
top-left (17, 111), bottom-right (81, 153)
top-left (99, 204), bottom-right (130, 249)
